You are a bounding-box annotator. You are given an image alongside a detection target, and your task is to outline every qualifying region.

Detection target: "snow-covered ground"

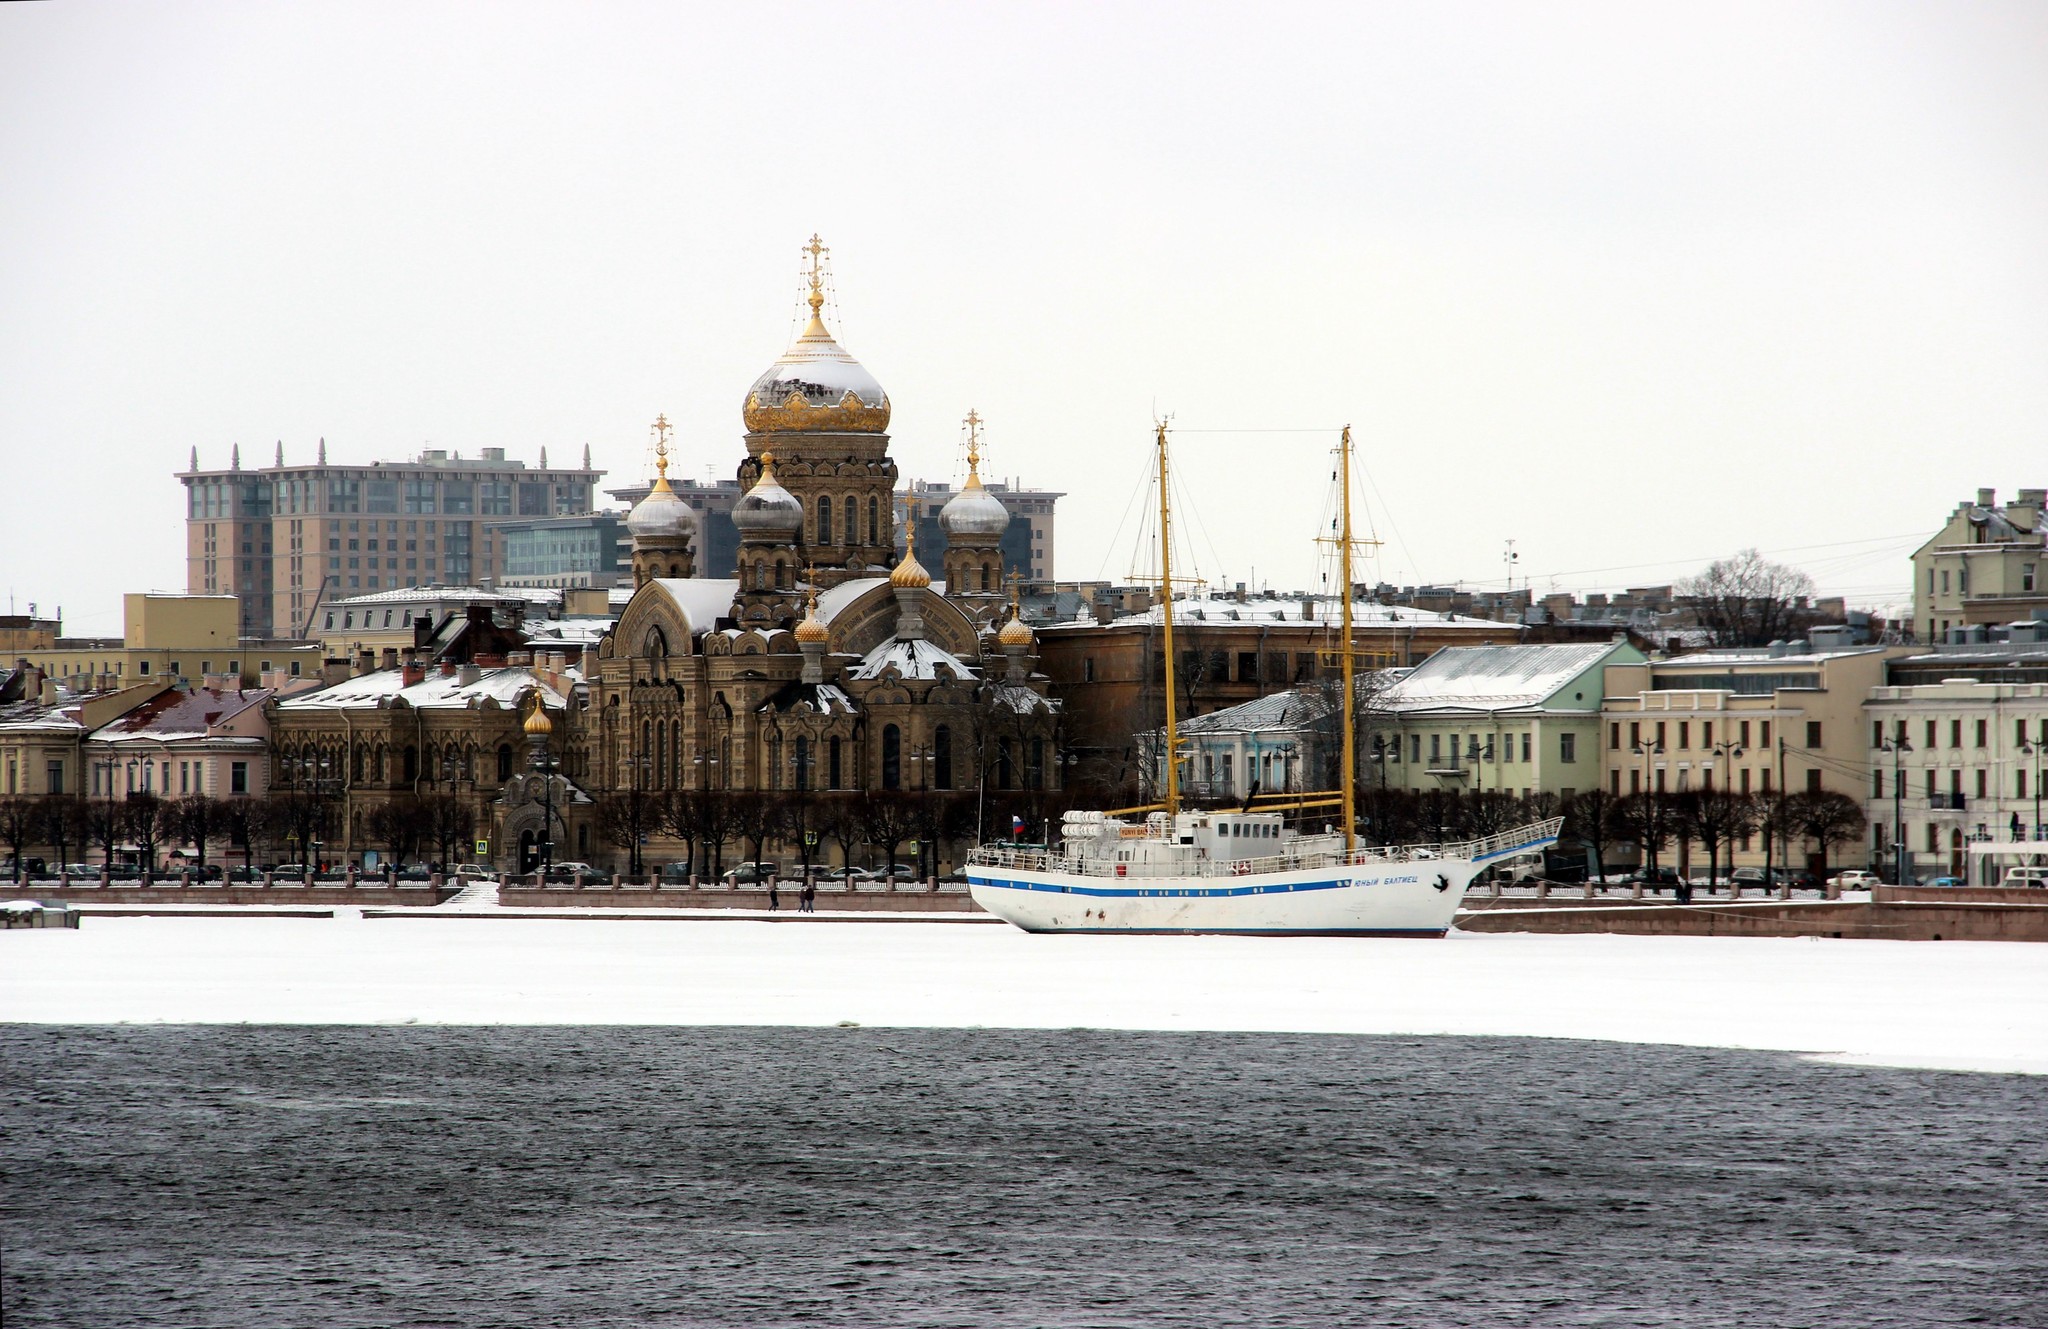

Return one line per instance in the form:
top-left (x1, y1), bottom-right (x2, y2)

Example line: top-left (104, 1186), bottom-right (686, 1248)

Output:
top-left (3, 916), bottom-right (2043, 1075)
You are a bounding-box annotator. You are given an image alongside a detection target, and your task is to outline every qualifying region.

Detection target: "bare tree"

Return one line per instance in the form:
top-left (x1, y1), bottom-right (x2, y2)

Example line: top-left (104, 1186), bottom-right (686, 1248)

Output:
top-left (1676, 548), bottom-right (1819, 647)
top-left (1789, 790), bottom-right (1866, 876)
top-left (37, 796), bottom-right (89, 874)
top-left (1561, 788), bottom-right (1619, 885)
top-left (421, 794), bottom-right (475, 874)
top-left (1687, 787), bottom-right (1760, 888)
top-left (1607, 792), bottom-right (1675, 887)
top-left (818, 793), bottom-right (866, 873)
top-left (366, 796), bottom-right (431, 868)
top-left (168, 796), bottom-right (225, 875)
top-left (217, 797), bottom-right (268, 876)
top-left (121, 793), bottom-right (168, 873)
top-left (859, 791), bottom-right (921, 880)
top-left (0, 797), bottom-right (35, 878)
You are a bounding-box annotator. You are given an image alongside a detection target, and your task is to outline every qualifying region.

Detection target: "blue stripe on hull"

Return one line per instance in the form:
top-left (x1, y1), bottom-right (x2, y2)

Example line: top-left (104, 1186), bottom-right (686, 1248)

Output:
top-left (967, 876), bottom-right (1396, 900)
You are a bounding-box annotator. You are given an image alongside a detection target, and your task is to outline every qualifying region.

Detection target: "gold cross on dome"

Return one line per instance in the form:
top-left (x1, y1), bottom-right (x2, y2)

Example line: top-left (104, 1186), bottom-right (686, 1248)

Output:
top-left (803, 234), bottom-right (829, 313)
top-left (651, 413), bottom-right (672, 477)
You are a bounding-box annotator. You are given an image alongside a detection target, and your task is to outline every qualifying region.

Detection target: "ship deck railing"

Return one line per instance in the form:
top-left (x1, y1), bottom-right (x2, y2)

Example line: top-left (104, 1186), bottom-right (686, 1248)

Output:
top-left (967, 818), bottom-right (1565, 879)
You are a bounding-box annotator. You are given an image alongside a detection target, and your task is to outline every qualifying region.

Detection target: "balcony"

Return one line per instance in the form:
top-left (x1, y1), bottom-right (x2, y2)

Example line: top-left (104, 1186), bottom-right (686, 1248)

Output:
top-left (1928, 792), bottom-right (1969, 812)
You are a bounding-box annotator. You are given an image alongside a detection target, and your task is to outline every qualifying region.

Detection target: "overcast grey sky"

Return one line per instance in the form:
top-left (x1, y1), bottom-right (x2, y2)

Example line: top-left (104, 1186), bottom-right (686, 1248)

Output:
top-left (3, 1), bottom-right (2044, 633)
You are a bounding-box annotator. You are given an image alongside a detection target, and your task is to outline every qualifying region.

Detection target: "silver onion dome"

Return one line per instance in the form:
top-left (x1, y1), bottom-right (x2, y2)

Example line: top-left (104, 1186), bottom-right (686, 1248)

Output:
top-left (732, 451), bottom-right (805, 538)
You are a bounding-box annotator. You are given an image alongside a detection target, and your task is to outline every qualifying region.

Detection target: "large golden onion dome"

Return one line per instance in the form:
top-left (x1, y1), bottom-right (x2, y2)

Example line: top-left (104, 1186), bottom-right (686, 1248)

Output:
top-left (742, 235), bottom-right (890, 435)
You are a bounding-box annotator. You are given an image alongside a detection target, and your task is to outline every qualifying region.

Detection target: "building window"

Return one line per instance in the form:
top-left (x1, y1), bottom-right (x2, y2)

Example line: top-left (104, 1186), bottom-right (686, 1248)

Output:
top-left (882, 725), bottom-right (901, 790)
top-left (1950, 719), bottom-right (1962, 748)
top-left (1976, 719), bottom-right (1987, 748)
top-left (1806, 721), bottom-right (1822, 748)
top-left (1677, 721), bottom-right (1690, 749)
top-left (1760, 721), bottom-right (1771, 748)
top-left (794, 737), bottom-right (810, 792)
top-left (1559, 733), bottom-right (1576, 764)
top-left (230, 761), bottom-right (248, 795)
top-left (497, 744), bottom-right (514, 781)
top-left (1609, 722), bottom-right (1619, 750)
top-left (816, 496), bottom-right (832, 546)
top-left (829, 736), bottom-right (842, 790)
top-left (934, 726), bottom-right (953, 790)
top-left (46, 761), bottom-right (63, 795)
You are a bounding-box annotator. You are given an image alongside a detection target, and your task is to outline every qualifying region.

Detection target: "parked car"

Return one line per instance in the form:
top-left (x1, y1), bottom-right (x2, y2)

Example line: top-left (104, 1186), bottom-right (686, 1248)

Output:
top-left (871, 863), bottom-right (919, 881)
top-left (2001, 867), bottom-right (2048, 888)
top-left (273, 863), bottom-right (310, 878)
top-left (1730, 867), bottom-right (1769, 888)
top-left (656, 861), bottom-right (694, 885)
top-left (721, 862), bottom-right (780, 885)
top-left (222, 865), bottom-right (263, 882)
top-left (59, 863), bottom-right (96, 878)
top-left (454, 864), bottom-right (496, 882)
top-left (1624, 866), bottom-right (1682, 887)
top-left (1831, 870), bottom-right (1879, 889)
top-left (818, 866), bottom-right (870, 884)
top-left (1773, 868), bottom-right (1820, 892)
top-left (1922, 875), bottom-right (1966, 889)
top-left (543, 861), bottom-right (600, 883)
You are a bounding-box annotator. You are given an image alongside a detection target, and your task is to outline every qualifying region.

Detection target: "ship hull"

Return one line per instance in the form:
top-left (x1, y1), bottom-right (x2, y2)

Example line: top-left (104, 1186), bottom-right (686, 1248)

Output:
top-left (966, 858), bottom-right (1481, 936)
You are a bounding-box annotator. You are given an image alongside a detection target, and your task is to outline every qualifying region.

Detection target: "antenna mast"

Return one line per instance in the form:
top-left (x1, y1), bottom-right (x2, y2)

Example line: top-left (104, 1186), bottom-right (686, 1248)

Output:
top-left (1157, 420), bottom-right (1179, 818)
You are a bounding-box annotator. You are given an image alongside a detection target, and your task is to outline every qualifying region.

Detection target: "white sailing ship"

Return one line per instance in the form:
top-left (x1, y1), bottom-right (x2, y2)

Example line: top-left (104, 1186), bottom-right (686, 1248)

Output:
top-left (967, 424), bottom-right (1561, 936)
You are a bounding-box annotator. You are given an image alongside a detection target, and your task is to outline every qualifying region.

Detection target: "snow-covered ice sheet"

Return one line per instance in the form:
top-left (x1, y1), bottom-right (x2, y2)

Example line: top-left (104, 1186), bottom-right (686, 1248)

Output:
top-left (3, 918), bottom-right (2043, 1074)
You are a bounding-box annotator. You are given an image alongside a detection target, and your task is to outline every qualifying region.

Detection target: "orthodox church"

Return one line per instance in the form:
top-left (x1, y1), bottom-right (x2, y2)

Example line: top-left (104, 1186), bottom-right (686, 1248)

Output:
top-left (590, 238), bottom-right (1060, 828)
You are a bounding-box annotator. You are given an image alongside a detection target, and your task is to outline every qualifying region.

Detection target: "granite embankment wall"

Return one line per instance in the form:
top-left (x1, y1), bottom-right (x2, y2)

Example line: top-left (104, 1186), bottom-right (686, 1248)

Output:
top-left (1457, 896), bottom-right (2048, 942)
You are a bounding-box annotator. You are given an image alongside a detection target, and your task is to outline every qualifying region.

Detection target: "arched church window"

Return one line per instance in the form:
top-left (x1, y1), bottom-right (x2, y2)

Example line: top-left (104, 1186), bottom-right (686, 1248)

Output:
top-left (777, 560), bottom-right (791, 590)
top-left (655, 723), bottom-right (666, 789)
top-left (997, 740), bottom-right (1013, 791)
top-left (766, 731), bottom-right (782, 791)
top-left (843, 493), bottom-right (857, 545)
top-left (795, 736), bottom-right (811, 792)
top-left (934, 726), bottom-right (953, 791)
top-left (868, 498), bottom-right (879, 546)
top-left (753, 562), bottom-right (768, 591)
top-left (817, 496), bottom-right (832, 546)
top-left (882, 724), bottom-right (901, 790)
top-left (1028, 738), bottom-right (1045, 791)
top-left (497, 744), bottom-right (513, 781)
top-left (670, 719), bottom-right (682, 789)
top-left (644, 626), bottom-right (668, 659)
top-left (403, 745), bottom-right (418, 784)
top-left (828, 735), bottom-right (843, 790)
top-left (980, 567), bottom-right (990, 592)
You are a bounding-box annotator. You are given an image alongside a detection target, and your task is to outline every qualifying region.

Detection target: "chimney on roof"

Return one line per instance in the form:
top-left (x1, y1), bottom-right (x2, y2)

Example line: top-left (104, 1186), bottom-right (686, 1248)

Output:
top-left (354, 648), bottom-right (376, 677)
top-left (401, 658), bottom-right (427, 687)
top-left (1978, 487), bottom-right (1997, 508)
top-left (322, 657), bottom-right (351, 685)
top-left (380, 647), bottom-right (399, 671)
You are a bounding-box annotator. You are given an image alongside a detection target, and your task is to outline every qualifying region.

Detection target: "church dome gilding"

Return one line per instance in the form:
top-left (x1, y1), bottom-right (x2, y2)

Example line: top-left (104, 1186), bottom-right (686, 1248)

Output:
top-left (742, 235), bottom-right (890, 435)
top-left (523, 694), bottom-right (555, 737)
top-left (998, 612), bottom-right (1034, 647)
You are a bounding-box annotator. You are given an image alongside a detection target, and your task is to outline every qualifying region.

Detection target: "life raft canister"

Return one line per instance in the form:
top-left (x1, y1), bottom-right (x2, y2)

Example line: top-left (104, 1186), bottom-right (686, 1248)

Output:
top-left (1115, 863), bottom-right (1128, 878)
top-left (1232, 861), bottom-right (1251, 877)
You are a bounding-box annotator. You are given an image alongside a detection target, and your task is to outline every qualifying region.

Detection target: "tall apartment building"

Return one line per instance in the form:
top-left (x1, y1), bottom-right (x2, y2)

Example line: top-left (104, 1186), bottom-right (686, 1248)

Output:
top-left (180, 442), bottom-right (603, 638)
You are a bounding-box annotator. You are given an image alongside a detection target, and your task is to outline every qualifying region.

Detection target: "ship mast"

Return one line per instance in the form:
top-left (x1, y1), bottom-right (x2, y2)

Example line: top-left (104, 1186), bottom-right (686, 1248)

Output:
top-left (1157, 420), bottom-right (1180, 818)
top-left (1338, 424), bottom-right (1356, 857)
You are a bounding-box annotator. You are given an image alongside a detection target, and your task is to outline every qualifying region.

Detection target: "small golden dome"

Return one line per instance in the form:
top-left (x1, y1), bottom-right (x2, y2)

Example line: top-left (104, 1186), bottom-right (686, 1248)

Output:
top-left (890, 549), bottom-right (931, 589)
top-left (998, 612), bottom-right (1033, 647)
top-left (794, 587), bottom-right (829, 643)
top-left (522, 694), bottom-right (555, 737)
top-left (890, 519), bottom-right (931, 588)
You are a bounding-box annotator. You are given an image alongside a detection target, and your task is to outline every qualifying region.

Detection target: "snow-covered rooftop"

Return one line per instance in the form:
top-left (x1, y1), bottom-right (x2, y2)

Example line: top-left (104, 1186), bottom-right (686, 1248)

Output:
top-left (277, 667), bottom-right (566, 712)
top-left (89, 686), bottom-right (273, 743)
top-left (1657, 646), bottom-right (1886, 668)
top-left (849, 638), bottom-right (979, 682)
top-left (649, 578), bottom-right (741, 634)
top-left (1045, 596), bottom-right (1514, 632)
top-left (1382, 642), bottom-right (1626, 713)
top-left (1177, 688), bottom-right (1335, 735)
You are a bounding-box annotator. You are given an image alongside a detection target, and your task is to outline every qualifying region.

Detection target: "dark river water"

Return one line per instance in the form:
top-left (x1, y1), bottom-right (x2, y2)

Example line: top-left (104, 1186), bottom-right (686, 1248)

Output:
top-left (2, 1026), bottom-right (2043, 1328)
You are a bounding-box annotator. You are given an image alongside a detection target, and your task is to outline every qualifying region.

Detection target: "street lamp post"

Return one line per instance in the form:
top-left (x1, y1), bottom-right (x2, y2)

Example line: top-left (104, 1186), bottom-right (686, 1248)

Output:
top-left (1630, 739), bottom-right (1665, 880)
top-left (1880, 735), bottom-right (1911, 885)
top-left (1704, 740), bottom-right (1744, 888)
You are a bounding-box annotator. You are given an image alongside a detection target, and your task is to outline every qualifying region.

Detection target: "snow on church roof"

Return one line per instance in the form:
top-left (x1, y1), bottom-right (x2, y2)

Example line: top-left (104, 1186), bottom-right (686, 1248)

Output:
top-left (848, 638), bottom-right (979, 682)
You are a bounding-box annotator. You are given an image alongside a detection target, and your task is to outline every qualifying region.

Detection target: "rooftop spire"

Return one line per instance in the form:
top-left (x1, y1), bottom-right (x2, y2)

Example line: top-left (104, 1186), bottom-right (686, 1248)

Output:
top-left (963, 408), bottom-right (985, 488)
top-left (651, 413), bottom-right (673, 488)
top-left (802, 232), bottom-right (828, 318)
